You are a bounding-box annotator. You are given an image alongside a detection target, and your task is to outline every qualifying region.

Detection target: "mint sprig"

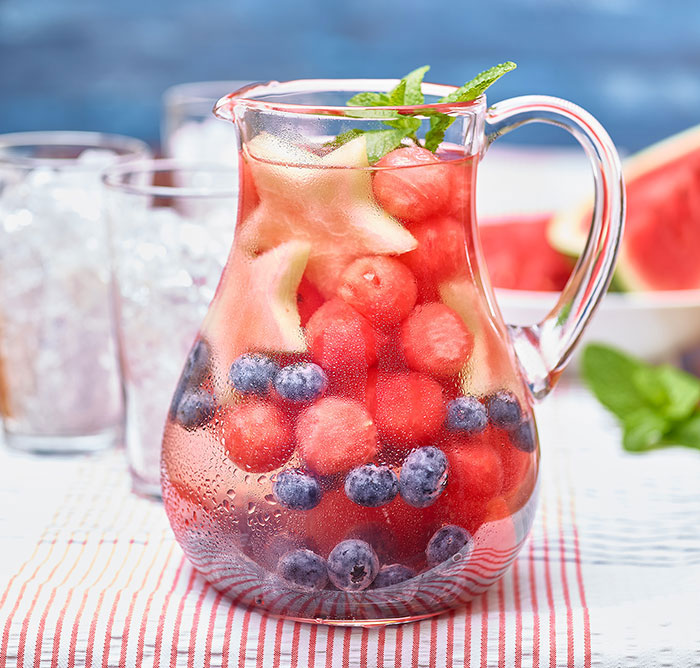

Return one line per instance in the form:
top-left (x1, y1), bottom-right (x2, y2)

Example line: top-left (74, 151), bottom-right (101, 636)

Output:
top-left (335, 62), bottom-right (516, 161)
top-left (581, 343), bottom-right (700, 452)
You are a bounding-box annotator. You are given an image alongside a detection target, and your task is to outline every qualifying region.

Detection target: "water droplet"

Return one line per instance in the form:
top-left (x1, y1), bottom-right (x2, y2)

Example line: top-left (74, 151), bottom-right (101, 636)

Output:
top-left (272, 510), bottom-right (282, 519)
top-left (257, 475), bottom-right (267, 484)
top-left (244, 474), bottom-right (251, 484)
top-left (264, 494), bottom-right (277, 506)
top-left (222, 499), bottom-right (230, 510)
top-left (247, 502), bottom-right (256, 514)
top-left (226, 489), bottom-right (235, 498)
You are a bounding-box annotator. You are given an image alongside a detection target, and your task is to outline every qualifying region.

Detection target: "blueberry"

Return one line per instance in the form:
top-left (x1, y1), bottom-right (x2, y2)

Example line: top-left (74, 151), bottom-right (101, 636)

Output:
top-left (371, 564), bottom-right (416, 589)
top-left (344, 464), bottom-right (398, 507)
top-left (426, 525), bottom-right (472, 567)
top-left (327, 539), bottom-right (379, 591)
top-left (277, 549), bottom-right (328, 590)
top-left (446, 396), bottom-right (488, 433)
top-left (273, 469), bottom-right (322, 510)
top-left (398, 446), bottom-right (448, 508)
top-left (229, 353), bottom-right (279, 395)
top-left (486, 391), bottom-right (522, 429)
top-left (169, 338), bottom-right (211, 418)
top-left (274, 363), bottom-right (328, 402)
top-left (511, 420), bottom-right (537, 453)
top-left (175, 389), bottom-right (216, 429)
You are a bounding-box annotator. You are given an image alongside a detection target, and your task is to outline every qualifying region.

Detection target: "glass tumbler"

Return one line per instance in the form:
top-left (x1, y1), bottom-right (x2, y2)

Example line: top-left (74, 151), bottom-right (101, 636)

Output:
top-left (102, 160), bottom-right (237, 496)
top-left (0, 131), bottom-right (151, 453)
top-left (161, 81), bottom-right (250, 164)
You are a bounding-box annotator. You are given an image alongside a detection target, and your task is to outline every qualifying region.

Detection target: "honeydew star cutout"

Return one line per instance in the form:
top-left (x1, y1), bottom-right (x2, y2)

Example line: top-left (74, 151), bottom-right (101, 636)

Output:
top-left (239, 133), bottom-right (418, 298)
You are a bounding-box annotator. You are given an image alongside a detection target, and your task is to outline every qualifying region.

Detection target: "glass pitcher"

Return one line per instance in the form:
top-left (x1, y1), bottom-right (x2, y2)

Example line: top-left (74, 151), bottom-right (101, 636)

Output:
top-left (161, 79), bottom-right (624, 625)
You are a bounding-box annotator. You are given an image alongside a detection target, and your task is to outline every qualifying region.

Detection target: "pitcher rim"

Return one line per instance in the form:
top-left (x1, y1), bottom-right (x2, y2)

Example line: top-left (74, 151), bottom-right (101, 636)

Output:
top-left (213, 78), bottom-right (486, 120)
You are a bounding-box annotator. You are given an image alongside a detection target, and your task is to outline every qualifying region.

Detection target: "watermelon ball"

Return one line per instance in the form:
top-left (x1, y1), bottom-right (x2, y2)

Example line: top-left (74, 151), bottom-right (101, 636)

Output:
top-left (273, 469), bottom-right (323, 510)
top-left (446, 396), bottom-right (488, 433)
top-left (400, 216), bottom-right (468, 290)
top-left (277, 549), bottom-right (328, 590)
top-left (327, 539), bottom-right (379, 591)
top-left (174, 389), bottom-right (216, 430)
top-left (297, 397), bottom-right (379, 475)
top-left (222, 400), bottom-right (294, 473)
top-left (305, 299), bottom-right (377, 371)
top-left (229, 353), bottom-right (279, 396)
top-left (511, 419), bottom-right (537, 453)
top-left (444, 436), bottom-right (504, 503)
top-left (401, 303), bottom-right (474, 378)
top-left (371, 371), bottom-right (446, 446)
top-left (274, 362), bottom-right (328, 403)
top-left (426, 525), bottom-right (472, 568)
top-left (372, 146), bottom-right (450, 225)
top-left (371, 564), bottom-right (416, 589)
top-left (486, 391), bottom-right (522, 430)
top-left (337, 256), bottom-right (418, 329)
top-left (399, 446), bottom-right (448, 508)
top-left (344, 464), bottom-right (399, 508)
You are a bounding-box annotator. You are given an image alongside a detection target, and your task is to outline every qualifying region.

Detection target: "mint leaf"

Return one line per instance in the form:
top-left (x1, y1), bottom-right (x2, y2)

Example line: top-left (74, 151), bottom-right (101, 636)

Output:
top-left (632, 364), bottom-right (700, 421)
top-left (622, 408), bottom-right (669, 452)
top-left (347, 92), bottom-right (390, 107)
top-left (402, 65), bottom-right (430, 105)
top-left (424, 115), bottom-right (453, 152)
top-left (387, 80), bottom-right (407, 106)
top-left (439, 62), bottom-right (517, 104)
top-left (663, 413), bottom-right (700, 450)
top-left (364, 128), bottom-right (413, 163)
top-left (581, 344), bottom-right (647, 419)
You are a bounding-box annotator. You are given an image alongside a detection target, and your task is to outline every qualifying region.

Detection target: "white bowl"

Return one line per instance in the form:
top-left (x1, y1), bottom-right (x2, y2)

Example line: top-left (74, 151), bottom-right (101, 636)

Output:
top-left (495, 288), bottom-right (700, 369)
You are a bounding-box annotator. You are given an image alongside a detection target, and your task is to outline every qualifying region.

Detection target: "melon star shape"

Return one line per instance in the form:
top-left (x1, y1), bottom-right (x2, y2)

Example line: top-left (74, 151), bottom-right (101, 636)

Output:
top-left (239, 133), bottom-right (418, 298)
top-left (203, 240), bottom-right (311, 381)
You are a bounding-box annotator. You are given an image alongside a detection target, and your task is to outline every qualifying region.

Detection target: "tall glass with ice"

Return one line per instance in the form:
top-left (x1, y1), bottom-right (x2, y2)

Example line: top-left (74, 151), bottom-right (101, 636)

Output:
top-left (161, 79), bottom-right (624, 623)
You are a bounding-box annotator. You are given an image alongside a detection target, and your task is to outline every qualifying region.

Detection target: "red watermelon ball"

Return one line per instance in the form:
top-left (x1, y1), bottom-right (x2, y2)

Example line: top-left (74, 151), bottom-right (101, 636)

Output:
top-left (443, 433), bottom-right (505, 504)
top-left (222, 400), bottom-right (294, 473)
top-left (305, 299), bottom-right (377, 370)
top-left (297, 397), bottom-right (379, 475)
top-left (337, 256), bottom-right (418, 329)
top-left (372, 146), bottom-right (451, 225)
top-left (400, 216), bottom-right (468, 290)
top-left (401, 302), bottom-right (474, 378)
top-left (369, 371), bottom-right (446, 447)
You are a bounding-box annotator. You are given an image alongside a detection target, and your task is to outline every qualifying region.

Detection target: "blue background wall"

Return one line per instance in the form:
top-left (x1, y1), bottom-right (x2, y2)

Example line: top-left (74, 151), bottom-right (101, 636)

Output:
top-left (1, 0), bottom-right (699, 152)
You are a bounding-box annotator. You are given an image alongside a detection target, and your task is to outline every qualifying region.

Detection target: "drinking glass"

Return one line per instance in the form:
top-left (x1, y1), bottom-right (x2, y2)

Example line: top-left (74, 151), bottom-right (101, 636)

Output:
top-left (102, 159), bottom-right (237, 496)
top-left (0, 131), bottom-right (151, 453)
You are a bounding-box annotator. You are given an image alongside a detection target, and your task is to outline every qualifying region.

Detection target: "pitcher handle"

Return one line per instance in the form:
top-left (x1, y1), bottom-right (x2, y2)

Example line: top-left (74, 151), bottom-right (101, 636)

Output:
top-left (483, 96), bottom-right (625, 400)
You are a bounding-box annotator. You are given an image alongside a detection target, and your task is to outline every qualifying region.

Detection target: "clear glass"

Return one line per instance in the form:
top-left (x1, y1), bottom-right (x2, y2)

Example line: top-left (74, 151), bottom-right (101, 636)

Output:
top-left (103, 160), bottom-right (237, 497)
top-left (161, 79), bottom-right (624, 624)
top-left (0, 131), bottom-right (152, 453)
top-left (161, 81), bottom-right (250, 164)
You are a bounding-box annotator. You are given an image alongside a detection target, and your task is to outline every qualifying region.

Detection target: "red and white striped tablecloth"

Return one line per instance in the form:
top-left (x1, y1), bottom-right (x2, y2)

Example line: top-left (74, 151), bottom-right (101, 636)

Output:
top-left (2, 382), bottom-right (700, 667)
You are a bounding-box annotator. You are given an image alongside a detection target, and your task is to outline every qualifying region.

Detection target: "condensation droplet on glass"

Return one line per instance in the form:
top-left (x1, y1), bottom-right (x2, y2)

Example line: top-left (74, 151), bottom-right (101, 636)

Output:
top-left (264, 494), bottom-right (277, 506)
top-left (247, 502), bottom-right (256, 514)
top-left (257, 475), bottom-right (267, 484)
top-left (226, 489), bottom-right (235, 498)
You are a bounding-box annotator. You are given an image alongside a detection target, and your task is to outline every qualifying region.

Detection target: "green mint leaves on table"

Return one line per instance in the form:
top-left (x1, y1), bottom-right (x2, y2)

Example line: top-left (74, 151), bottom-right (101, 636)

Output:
top-left (581, 343), bottom-right (700, 452)
top-left (337, 62), bottom-right (516, 162)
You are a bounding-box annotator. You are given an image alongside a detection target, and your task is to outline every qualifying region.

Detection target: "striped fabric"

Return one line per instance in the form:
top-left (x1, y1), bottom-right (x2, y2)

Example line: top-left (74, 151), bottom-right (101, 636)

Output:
top-left (2, 381), bottom-right (700, 667)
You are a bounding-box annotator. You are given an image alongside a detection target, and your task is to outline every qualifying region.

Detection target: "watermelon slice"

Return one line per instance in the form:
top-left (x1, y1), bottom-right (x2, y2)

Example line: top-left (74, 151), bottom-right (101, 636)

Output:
top-left (480, 216), bottom-right (572, 292)
top-left (238, 133), bottom-right (417, 297)
top-left (203, 240), bottom-right (311, 377)
top-left (548, 124), bottom-right (700, 290)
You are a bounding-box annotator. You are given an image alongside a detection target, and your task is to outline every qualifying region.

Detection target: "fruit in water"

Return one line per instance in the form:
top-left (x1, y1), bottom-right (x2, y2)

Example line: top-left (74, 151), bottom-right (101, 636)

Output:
top-left (274, 362), bottom-right (328, 402)
top-left (327, 539), bottom-right (379, 591)
top-left (297, 397), bottom-right (378, 475)
top-left (443, 434), bottom-right (504, 504)
top-left (174, 389), bottom-right (216, 430)
top-left (337, 256), bottom-right (418, 329)
top-left (296, 277), bottom-right (324, 328)
top-left (401, 302), bottom-right (474, 378)
top-left (486, 391), bottom-right (522, 430)
top-left (273, 469), bottom-right (323, 510)
top-left (204, 241), bottom-right (311, 379)
top-left (277, 549), bottom-right (328, 590)
top-left (480, 216), bottom-right (572, 292)
top-left (169, 338), bottom-right (212, 418)
top-left (239, 133), bottom-right (417, 297)
top-left (426, 525), bottom-right (472, 567)
top-left (398, 446), bottom-right (449, 508)
top-left (511, 420), bottom-right (537, 453)
top-left (400, 216), bottom-right (468, 297)
top-left (228, 353), bottom-right (279, 396)
top-left (369, 371), bottom-right (445, 446)
top-left (372, 146), bottom-right (450, 225)
top-left (222, 400), bottom-right (294, 472)
top-left (344, 464), bottom-right (399, 508)
top-left (446, 396), bottom-right (488, 433)
top-left (548, 123), bottom-right (700, 290)
top-left (371, 564), bottom-right (416, 588)
top-left (305, 299), bottom-right (377, 371)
